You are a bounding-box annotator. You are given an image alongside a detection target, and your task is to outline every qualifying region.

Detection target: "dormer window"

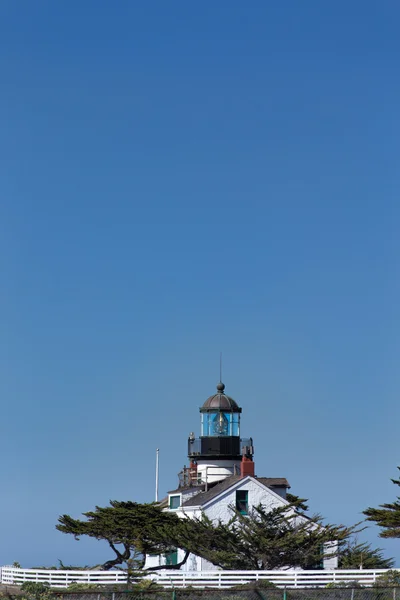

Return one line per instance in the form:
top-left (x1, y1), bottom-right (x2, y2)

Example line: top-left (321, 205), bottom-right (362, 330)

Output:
top-left (169, 495), bottom-right (181, 509)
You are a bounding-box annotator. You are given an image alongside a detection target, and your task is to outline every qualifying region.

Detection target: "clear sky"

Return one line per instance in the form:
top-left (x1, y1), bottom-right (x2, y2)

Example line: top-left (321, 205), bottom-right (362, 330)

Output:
top-left (1, 1), bottom-right (400, 568)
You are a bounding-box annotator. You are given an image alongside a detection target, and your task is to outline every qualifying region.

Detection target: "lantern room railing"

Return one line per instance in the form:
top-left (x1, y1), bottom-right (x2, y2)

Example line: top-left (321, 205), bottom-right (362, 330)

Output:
top-left (187, 437), bottom-right (253, 458)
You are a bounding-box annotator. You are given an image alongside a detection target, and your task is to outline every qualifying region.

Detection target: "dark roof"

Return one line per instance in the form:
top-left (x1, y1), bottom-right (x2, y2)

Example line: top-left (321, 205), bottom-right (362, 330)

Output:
top-left (257, 477), bottom-right (290, 488)
top-left (183, 476), bottom-right (242, 507)
top-left (201, 382), bottom-right (241, 412)
top-left (157, 496), bottom-right (169, 508)
top-left (182, 475), bottom-right (290, 508)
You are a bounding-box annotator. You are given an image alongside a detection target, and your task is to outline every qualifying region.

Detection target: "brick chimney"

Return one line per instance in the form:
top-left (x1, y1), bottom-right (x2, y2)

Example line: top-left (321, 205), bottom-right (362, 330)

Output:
top-left (240, 455), bottom-right (255, 477)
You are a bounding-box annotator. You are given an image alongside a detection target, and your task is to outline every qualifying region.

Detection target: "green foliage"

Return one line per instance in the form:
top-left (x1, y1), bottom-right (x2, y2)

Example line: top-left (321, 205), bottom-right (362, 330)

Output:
top-left (57, 500), bottom-right (189, 571)
top-left (325, 581), bottom-right (364, 589)
top-left (131, 578), bottom-right (162, 591)
top-left (166, 500), bottom-right (357, 570)
top-left (373, 570), bottom-right (400, 587)
top-left (232, 579), bottom-right (276, 589)
top-left (57, 496), bottom-right (358, 572)
top-left (339, 539), bottom-right (394, 569)
top-left (364, 468), bottom-right (400, 538)
top-left (286, 494), bottom-right (309, 512)
top-left (232, 502), bottom-right (351, 569)
top-left (20, 582), bottom-right (52, 600)
top-left (66, 583), bottom-right (103, 591)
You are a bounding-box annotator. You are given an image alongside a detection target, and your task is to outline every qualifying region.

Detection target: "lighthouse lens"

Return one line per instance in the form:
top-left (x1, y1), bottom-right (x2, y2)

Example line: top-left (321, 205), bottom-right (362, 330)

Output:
top-left (212, 412), bottom-right (229, 435)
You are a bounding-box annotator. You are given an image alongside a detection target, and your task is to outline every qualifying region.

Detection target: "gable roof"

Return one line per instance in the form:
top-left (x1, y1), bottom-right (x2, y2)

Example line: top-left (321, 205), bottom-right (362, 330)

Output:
top-left (157, 496), bottom-right (169, 508)
top-left (182, 475), bottom-right (290, 508)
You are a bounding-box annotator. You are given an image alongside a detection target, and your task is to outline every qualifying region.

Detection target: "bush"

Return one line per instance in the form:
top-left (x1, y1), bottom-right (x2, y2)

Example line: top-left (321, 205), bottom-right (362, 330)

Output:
top-left (130, 578), bottom-right (162, 591)
top-left (374, 570), bottom-right (400, 587)
top-left (20, 582), bottom-right (52, 600)
top-left (66, 583), bottom-right (103, 592)
top-left (325, 581), bottom-right (364, 589)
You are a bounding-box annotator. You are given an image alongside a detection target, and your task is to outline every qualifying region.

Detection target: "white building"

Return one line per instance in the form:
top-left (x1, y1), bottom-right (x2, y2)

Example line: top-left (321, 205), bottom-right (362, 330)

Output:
top-left (146, 382), bottom-right (337, 572)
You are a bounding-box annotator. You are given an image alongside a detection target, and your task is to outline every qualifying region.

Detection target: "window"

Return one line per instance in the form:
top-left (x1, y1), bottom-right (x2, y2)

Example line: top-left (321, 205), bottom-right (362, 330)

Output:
top-left (201, 412), bottom-right (240, 437)
top-left (165, 549), bottom-right (178, 566)
top-left (169, 495), bottom-right (181, 509)
top-left (236, 490), bottom-right (248, 515)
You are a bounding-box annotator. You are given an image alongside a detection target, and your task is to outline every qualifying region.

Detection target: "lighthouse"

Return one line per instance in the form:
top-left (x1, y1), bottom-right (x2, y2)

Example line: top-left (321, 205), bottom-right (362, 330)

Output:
top-left (145, 378), bottom-right (339, 573)
top-left (185, 382), bottom-right (254, 486)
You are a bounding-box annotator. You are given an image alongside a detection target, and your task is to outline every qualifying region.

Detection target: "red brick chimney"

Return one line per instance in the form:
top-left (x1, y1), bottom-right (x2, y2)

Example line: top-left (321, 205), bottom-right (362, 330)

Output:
top-left (240, 455), bottom-right (255, 477)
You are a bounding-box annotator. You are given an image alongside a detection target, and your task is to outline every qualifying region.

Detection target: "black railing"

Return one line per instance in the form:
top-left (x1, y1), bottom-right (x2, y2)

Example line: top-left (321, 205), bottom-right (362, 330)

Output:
top-left (187, 437), bottom-right (253, 457)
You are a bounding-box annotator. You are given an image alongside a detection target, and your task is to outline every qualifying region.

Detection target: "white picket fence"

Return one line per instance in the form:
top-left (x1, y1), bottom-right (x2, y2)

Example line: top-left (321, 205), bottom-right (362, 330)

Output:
top-left (0, 566), bottom-right (127, 588)
top-left (0, 566), bottom-right (391, 589)
top-left (151, 569), bottom-right (389, 589)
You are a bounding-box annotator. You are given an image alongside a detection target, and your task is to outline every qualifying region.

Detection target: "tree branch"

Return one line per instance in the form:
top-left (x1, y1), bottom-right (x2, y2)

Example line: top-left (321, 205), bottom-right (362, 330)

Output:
top-left (101, 541), bottom-right (131, 570)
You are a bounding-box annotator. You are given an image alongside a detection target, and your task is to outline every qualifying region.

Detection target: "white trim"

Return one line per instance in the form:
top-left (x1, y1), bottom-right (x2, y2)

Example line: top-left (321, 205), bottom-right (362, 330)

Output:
top-left (168, 493), bottom-right (182, 510)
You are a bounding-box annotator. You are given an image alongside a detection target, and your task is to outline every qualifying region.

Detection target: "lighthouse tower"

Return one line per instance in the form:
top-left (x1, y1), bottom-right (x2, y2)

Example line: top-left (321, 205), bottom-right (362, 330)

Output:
top-left (186, 382), bottom-right (254, 485)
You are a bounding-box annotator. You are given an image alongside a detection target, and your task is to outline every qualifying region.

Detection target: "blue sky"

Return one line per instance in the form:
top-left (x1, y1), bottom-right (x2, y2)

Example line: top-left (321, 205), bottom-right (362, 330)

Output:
top-left (1, 1), bottom-right (400, 567)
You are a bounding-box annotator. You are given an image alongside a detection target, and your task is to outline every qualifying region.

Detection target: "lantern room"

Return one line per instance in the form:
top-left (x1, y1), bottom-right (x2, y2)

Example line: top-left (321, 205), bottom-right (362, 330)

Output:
top-left (200, 382), bottom-right (242, 437)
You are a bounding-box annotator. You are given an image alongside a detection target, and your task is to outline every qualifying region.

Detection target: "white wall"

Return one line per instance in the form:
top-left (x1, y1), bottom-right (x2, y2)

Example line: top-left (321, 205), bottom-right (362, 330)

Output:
top-left (196, 460), bottom-right (241, 484)
top-left (204, 477), bottom-right (286, 523)
top-left (323, 541), bottom-right (339, 570)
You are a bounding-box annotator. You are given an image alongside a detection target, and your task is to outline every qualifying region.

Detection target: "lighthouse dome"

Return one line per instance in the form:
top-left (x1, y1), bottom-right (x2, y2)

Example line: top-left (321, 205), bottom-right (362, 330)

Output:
top-left (201, 382), bottom-right (242, 413)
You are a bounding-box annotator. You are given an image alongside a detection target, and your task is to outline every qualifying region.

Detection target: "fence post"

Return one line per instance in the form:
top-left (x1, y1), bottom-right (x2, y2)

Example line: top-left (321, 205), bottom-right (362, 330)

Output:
top-left (283, 587), bottom-right (287, 600)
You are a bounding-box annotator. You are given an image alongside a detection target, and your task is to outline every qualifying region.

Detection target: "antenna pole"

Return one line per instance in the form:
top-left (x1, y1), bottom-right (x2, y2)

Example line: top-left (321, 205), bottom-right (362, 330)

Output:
top-left (155, 448), bottom-right (159, 502)
top-left (220, 352), bottom-right (222, 382)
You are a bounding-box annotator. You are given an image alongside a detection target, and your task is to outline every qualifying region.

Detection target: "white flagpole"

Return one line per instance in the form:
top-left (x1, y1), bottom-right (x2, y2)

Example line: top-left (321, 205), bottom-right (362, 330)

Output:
top-left (155, 448), bottom-right (159, 502)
